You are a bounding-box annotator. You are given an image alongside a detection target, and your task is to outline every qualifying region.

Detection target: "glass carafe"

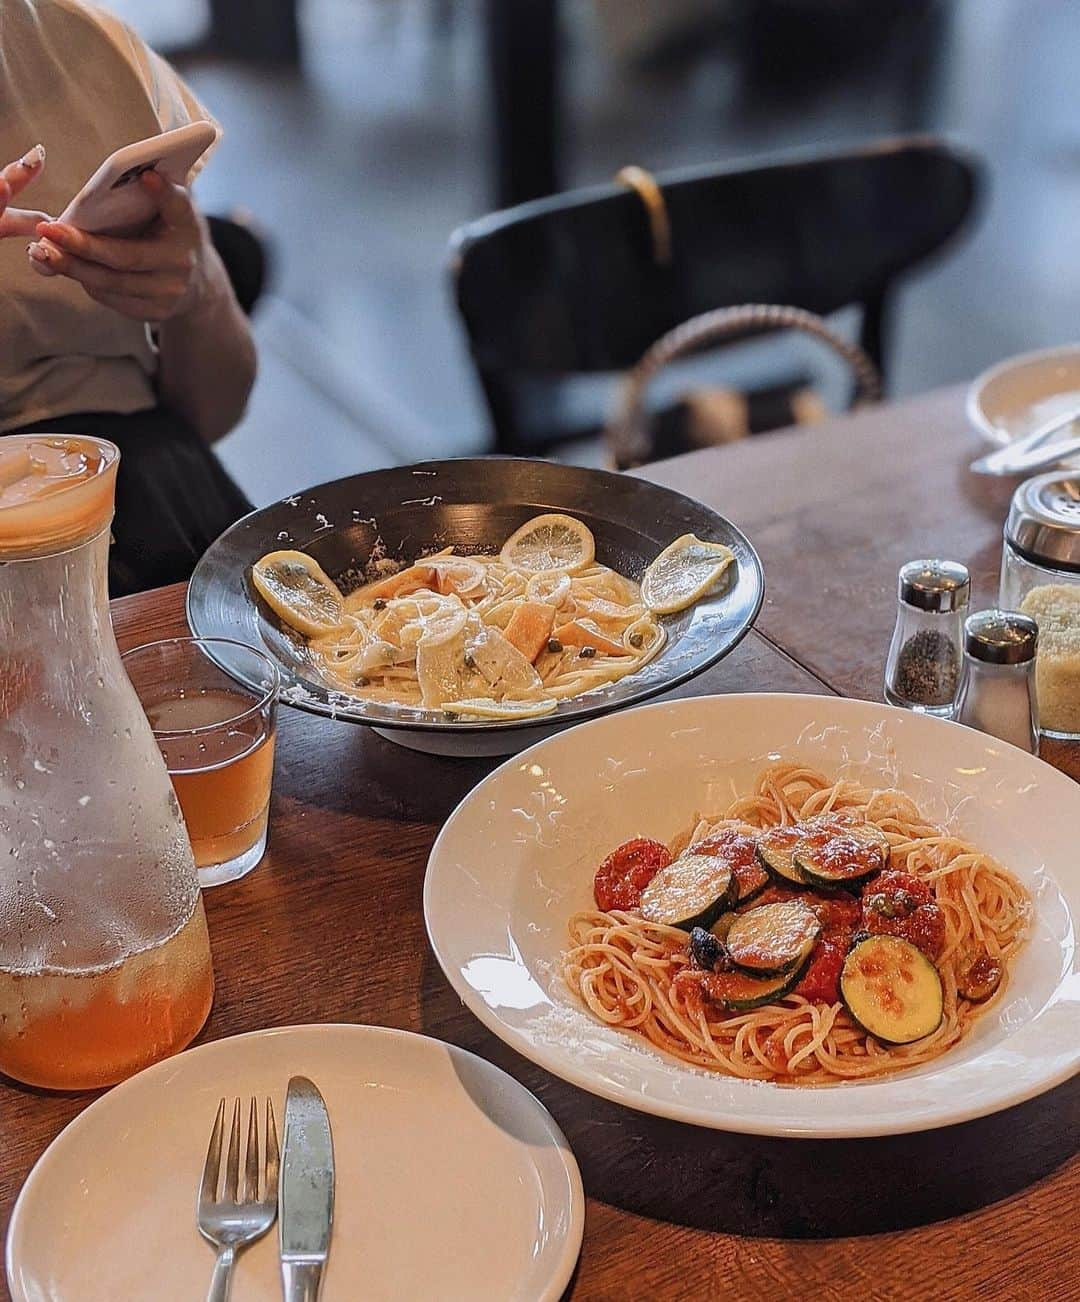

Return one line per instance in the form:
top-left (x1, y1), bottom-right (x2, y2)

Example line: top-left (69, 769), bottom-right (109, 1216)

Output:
top-left (0, 435), bottom-right (214, 1089)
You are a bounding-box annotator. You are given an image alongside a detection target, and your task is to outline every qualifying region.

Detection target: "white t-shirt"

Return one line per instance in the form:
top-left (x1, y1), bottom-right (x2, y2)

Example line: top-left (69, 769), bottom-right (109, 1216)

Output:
top-left (0, 0), bottom-right (218, 431)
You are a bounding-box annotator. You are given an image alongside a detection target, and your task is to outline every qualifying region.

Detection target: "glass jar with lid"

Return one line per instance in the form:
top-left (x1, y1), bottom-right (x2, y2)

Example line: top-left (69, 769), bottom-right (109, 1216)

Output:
top-left (0, 435), bottom-right (214, 1089)
top-left (999, 472), bottom-right (1080, 739)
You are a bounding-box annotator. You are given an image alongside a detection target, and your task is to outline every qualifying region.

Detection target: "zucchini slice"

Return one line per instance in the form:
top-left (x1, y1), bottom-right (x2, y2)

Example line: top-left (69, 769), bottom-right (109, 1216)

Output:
top-left (795, 824), bottom-right (887, 888)
top-left (710, 912), bottom-right (737, 943)
top-left (756, 824), bottom-right (806, 885)
top-left (639, 852), bottom-right (734, 931)
top-left (724, 900), bottom-right (822, 974)
top-left (700, 954), bottom-right (811, 1011)
top-left (840, 934), bottom-right (943, 1044)
top-left (733, 856), bottom-right (770, 905)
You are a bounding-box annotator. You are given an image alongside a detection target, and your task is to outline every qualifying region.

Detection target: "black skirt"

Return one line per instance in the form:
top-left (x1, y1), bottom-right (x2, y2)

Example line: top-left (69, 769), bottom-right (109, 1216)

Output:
top-left (10, 408), bottom-right (253, 597)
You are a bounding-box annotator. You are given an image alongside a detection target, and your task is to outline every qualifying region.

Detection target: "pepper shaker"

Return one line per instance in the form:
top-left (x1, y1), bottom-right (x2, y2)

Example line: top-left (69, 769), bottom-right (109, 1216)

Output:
top-left (954, 610), bottom-right (1039, 754)
top-left (884, 559), bottom-right (970, 714)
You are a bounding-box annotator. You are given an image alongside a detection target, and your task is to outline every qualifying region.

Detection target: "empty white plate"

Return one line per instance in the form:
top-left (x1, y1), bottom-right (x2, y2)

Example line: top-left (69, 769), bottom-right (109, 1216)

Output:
top-left (6, 1024), bottom-right (584, 1302)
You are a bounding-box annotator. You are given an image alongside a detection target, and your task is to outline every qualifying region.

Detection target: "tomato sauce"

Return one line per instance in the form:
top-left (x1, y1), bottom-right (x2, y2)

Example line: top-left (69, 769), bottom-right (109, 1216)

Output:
top-left (593, 838), bottom-right (672, 911)
top-left (794, 893), bottom-right (861, 1003)
top-left (861, 870), bottom-right (945, 960)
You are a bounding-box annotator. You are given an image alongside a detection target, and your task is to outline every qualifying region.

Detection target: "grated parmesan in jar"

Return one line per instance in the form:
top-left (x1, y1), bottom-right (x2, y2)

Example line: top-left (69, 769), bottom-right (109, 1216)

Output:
top-left (1019, 583), bottom-right (1080, 735)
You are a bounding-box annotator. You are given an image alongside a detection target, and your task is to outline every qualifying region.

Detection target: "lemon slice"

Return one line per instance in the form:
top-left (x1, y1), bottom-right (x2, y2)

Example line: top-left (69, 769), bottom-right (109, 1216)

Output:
top-left (440, 696), bottom-right (558, 720)
top-left (251, 550), bottom-right (346, 636)
top-left (500, 514), bottom-right (595, 575)
top-left (641, 534), bottom-right (736, 615)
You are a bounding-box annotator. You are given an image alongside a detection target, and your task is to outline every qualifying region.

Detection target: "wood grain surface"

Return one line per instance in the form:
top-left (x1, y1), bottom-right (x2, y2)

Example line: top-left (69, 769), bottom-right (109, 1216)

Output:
top-left (2, 391), bottom-right (1078, 1302)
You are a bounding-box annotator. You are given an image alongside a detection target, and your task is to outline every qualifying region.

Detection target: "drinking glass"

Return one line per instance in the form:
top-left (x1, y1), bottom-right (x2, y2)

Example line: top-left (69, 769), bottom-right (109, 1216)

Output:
top-left (122, 638), bottom-right (279, 887)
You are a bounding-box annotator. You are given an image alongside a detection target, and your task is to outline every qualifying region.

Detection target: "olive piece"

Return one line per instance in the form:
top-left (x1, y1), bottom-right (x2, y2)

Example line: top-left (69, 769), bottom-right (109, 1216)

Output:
top-left (958, 953), bottom-right (1003, 1002)
top-left (688, 926), bottom-right (724, 971)
top-left (373, 597), bottom-right (387, 611)
top-left (547, 638), bottom-right (563, 654)
top-left (463, 652), bottom-right (477, 670)
top-left (628, 631), bottom-right (644, 649)
top-left (579, 645), bottom-right (597, 659)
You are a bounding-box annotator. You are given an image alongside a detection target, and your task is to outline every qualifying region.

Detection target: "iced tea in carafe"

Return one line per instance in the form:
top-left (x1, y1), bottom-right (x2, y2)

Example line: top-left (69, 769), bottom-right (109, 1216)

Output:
top-left (0, 436), bottom-right (214, 1088)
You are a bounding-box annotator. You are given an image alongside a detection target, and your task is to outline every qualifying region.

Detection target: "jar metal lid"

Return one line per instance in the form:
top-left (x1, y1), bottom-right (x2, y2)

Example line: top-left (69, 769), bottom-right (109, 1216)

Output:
top-left (1004, 472), bottom-right (1080, 573)
top-left (963, 608), bottom-right (1038, 664)
top-left (898, 559), bottom-right (971, 612)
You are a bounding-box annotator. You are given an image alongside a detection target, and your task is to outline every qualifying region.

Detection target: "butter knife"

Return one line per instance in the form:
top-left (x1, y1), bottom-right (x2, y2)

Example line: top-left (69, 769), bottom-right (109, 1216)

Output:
top-left (279, 1076), bottom-right (335, 1302)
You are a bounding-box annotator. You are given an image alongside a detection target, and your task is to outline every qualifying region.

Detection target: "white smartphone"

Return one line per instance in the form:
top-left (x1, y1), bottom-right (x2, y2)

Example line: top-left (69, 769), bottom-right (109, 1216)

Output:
top-left (57, 122), bottom-right (218, 237)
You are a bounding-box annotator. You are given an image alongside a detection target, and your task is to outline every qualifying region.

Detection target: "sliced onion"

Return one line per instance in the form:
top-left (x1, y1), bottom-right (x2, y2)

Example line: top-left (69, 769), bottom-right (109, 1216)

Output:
top-left (526, 572), bottom-right (572, 608)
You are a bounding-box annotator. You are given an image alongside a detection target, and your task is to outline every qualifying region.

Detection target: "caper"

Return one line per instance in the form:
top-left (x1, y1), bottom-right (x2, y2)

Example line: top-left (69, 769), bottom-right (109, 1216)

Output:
top-left (628, 632), bottom-right (644, 649)
top-left (373, 597), bottom-right (387, 611)
top-left (579, 645), bottom-right (597, 659)
top-left (464, 652), bottom-right (477, 670)
top-left (547, 638), bottom-right (563, 654)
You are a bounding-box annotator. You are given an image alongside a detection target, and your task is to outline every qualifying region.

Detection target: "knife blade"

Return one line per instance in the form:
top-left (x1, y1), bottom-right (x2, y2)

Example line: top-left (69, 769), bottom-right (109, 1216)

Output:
top-left (279, 1076), bottom-right (335, 1302)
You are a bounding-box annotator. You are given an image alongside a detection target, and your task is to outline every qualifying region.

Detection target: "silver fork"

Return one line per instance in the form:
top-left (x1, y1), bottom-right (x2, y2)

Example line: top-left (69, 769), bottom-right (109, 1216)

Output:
top-left (197, 1097), bottom-right (280, 1302)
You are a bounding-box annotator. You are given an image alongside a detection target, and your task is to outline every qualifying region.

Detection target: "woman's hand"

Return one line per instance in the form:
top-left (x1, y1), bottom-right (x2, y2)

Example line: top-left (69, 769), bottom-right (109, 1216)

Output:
top-left (0, 145), bottom-right (49, 237)
top-left (27, 170), bottom-right (211, 324)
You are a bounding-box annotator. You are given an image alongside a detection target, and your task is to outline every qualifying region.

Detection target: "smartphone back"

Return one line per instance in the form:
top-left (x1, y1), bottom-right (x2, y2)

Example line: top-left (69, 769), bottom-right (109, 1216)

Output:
top-left (58, 122), bottom-right (218, 236)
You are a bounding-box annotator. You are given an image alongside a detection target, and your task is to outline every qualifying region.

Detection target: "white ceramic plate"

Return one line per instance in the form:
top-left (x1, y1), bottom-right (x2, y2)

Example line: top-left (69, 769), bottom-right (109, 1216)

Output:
top-left (6, 1025), bottom-right (584, 1302)
top-left (424, 694), bottom-right (1080, 1138)
top-left (967, 343), bottom-right (1080, 465)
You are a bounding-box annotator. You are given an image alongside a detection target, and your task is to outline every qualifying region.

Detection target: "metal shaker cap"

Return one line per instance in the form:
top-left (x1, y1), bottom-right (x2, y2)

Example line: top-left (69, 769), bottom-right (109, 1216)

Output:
top-left (898, 559), bottom-right (971, 612)
top-left (963, 609), bottom-right (1038, 664)
top-left (1004, 473), bottom-right (1080, 572)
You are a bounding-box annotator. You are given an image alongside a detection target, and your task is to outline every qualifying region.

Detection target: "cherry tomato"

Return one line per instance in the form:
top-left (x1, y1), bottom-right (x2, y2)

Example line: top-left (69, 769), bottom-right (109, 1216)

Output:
top-left (593, 837), bottom-right (672, 911)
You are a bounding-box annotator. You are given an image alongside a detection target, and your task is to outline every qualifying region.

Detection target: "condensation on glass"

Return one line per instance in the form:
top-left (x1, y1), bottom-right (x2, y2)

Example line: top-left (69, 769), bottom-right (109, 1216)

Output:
top-left (0, 435), bottom-right (213, 1089)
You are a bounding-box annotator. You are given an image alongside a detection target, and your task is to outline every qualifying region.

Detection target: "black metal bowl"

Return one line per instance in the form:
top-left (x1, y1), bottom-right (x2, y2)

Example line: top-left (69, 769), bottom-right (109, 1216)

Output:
top-left (187, 458), bottom-right (763, 748)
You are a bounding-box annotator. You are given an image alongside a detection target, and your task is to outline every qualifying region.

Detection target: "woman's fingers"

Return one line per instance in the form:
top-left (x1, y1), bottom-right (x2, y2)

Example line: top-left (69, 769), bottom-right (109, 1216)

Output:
top-left (33, 247), bottom-right (184, 300)
top-left (140, 170), bottom-right (198, 232)
top-left (0, 145), bottom-right (46, 202)
top-left (32, 220), bottom-right (189, 273)
top-left (0, 144), bottom-right (49, 238)
top-left (0, 206), bottom-right (51, 238)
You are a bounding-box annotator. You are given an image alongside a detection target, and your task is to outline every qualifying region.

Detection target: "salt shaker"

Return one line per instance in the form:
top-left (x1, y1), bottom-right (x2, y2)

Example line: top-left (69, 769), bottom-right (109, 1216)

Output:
top-left (954, 610), bottom-right (1039, 754)
top-left (884, 560), bottom-right (970, 714)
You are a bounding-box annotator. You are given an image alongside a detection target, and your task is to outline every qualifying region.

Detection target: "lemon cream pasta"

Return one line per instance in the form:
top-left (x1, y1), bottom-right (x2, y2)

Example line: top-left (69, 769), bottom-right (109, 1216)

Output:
top-left (252, 515), bottom-right (735, 718)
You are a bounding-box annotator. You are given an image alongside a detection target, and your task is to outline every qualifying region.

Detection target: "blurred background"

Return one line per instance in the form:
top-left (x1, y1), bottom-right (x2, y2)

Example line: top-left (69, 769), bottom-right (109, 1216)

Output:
top-left (110, 0), bottom-right (1077, 503)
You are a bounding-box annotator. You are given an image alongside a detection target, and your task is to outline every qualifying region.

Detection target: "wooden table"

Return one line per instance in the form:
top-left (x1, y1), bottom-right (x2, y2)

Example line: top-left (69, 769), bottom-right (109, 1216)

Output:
top-left (2, 387), bottom-right (1076, 1300)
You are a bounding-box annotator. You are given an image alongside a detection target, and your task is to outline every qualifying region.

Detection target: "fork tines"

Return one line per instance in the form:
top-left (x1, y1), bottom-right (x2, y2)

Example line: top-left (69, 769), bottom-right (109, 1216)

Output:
top-left (200, 1096), bottom-right (279, 1208)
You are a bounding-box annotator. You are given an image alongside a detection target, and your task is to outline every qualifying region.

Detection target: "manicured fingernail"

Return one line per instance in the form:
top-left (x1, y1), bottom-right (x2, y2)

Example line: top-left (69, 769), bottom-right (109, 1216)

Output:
top-left (19, 144), bottom-right (45, 170)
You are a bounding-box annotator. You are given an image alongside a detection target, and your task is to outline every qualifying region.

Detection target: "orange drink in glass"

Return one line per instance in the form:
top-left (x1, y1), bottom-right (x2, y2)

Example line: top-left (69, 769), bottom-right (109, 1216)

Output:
top-left (123, 638), bottom-right (279, 887)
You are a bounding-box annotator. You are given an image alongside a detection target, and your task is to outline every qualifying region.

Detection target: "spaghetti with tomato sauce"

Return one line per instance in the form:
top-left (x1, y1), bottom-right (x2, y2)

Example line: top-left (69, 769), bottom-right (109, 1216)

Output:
top-left (562, 762), bottom-right (1030, 1083)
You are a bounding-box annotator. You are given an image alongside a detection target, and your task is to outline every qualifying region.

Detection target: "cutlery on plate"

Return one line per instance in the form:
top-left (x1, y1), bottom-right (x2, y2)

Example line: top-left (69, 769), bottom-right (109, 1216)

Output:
top-left (280, 1075), bottom-right (335, 1302)
top-left (197, 1097), bottom-right (280, 1302)
top-left (970, 406), bottom-right (1080, 475)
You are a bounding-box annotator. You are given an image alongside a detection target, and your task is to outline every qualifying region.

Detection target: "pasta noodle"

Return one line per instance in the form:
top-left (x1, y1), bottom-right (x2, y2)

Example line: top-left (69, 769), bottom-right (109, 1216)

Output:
top-left (562, 762), bottom-right (1030, 1083)
top-left (307, 552), bottom-right (666, 712)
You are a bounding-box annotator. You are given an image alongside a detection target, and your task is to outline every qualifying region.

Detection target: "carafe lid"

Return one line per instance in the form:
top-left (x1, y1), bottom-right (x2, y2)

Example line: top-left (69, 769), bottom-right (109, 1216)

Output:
top-left (1004, 472), bottom-right (1080, 572)
top-left (0, 436), bottom-right (119, 558)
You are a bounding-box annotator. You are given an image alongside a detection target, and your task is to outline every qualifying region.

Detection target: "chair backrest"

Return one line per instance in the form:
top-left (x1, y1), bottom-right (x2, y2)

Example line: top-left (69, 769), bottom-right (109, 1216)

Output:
top-left (449, 136), bottom-right (980, 451)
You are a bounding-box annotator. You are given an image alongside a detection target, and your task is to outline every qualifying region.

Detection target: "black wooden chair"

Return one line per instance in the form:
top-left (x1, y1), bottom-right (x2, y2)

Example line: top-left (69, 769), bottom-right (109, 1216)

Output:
top-left (449, 136), bottom-right (981, 455)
